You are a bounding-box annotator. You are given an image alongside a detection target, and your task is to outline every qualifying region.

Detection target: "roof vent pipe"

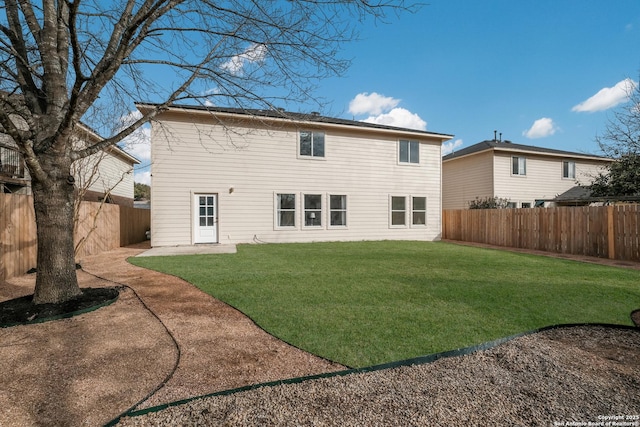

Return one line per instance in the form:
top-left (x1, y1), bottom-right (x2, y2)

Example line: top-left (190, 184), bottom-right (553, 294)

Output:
top-left (494, 130), bottom-right (497, 141)
top-left (499, 132), bottom-right (502, 142)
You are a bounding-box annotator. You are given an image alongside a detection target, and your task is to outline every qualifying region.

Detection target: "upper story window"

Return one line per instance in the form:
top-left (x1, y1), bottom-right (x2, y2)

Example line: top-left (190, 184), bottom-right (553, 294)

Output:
top-left (563, 160), bottom-right (576, 179)
top-left (299, 131), bottom-right (325, 158)
top-left (399, 140), bottom-right (419, 164)
top-left (512, 156), bottom-right (526, 176)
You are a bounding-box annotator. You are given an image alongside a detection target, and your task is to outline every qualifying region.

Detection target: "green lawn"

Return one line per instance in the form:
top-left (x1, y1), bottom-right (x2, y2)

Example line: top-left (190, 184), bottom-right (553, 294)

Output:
top-left (129, 241), bottom-right (640, 368)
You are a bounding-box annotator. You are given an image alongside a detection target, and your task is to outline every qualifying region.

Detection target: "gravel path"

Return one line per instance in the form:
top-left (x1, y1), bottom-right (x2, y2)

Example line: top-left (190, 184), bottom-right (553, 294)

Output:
top-left (116, 325), bottom-right (640, 426)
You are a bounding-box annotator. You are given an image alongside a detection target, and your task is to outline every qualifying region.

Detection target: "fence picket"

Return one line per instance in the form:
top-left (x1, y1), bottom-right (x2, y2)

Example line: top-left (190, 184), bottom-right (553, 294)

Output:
top-left (1, 193), bottom-right (150, 281)
top-left (443, 205), bottom-right (640, 263)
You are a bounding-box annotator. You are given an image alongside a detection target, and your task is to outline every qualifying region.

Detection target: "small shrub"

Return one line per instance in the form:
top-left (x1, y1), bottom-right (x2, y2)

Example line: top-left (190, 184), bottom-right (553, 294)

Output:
top-left (468, 196), bottom-right (511, 209)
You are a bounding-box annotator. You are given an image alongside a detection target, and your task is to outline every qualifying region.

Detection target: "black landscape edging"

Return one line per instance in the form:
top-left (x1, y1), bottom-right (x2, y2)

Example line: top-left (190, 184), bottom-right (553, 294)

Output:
top-left (111, 323), bottom-right (639, 425)
top-left (0, 289), bottom-right (119, 329)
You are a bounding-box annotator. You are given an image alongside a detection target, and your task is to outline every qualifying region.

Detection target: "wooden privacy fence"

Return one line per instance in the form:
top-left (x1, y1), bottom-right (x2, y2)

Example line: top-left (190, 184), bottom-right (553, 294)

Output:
top-left (443, 205), bottom-right (640, 262)
top-left (1, 193), bottom-right (150, 281)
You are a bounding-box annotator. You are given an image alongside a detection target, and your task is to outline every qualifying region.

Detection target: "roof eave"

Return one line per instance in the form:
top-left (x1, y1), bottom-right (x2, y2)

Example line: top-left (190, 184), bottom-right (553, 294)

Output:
top-left (136, 103), bottom-right (454, 143)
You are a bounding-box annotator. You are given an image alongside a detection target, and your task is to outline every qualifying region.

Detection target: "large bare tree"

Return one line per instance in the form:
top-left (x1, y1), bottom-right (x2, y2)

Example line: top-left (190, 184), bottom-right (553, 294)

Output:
top-left (0, 0), bottom-right (413, 304)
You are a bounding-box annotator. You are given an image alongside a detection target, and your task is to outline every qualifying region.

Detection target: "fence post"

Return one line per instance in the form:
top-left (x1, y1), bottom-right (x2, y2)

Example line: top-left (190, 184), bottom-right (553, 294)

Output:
top-left (607, 205), bottom-right (615, 259)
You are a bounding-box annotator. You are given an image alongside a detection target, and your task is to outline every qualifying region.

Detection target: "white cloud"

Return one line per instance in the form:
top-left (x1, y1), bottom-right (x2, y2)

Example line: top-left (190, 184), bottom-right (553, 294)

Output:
top-left (442, 139), bottom-right (463, 156)
top-left (221, 43), bottom-right (268, 76)
top-left (348, 92), bottom-right (400, 116)
top-left (362, 107), bottom-right (427, 131)
top-left (571, 78), bottom-right (638, 113)
top-left (134, 170), bottom-right (151, 186)
top-left (523, 117), bottom-right (558, 139)
top-left (112, 110), bottom-right (152, 185)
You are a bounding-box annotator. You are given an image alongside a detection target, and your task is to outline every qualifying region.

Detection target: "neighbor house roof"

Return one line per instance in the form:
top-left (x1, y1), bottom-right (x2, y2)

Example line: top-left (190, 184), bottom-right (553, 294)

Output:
top-left (443, 139), bottom-right (611, 163)
top-left (136, 103), bottom-right (454, 142)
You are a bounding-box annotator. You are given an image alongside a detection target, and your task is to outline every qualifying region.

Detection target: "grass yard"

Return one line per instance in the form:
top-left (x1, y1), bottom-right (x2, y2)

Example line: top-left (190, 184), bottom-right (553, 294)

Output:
top-left (129, 241), bottom-right (640, 368)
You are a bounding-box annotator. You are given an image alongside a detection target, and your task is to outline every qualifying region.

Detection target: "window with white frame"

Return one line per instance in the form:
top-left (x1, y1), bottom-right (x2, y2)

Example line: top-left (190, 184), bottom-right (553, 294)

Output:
top-left (276, 193), bottom-right (296, 227)
top-left (412, 196), bottom-right (427, 226)
top-left (299, 130), bottom-right (325, 158)
top-left (563, 160), bottom-right (576, 179)
top-left (399, 140), bottom-right (419, 164)
top-left (304, 194), bottom-right (322, 227)
top-left (512, 156), bottom-right (526, 176)
top-left (329, 195), bottom-right (347, 227)
top-left (391, 196), bottom-right (407, 226)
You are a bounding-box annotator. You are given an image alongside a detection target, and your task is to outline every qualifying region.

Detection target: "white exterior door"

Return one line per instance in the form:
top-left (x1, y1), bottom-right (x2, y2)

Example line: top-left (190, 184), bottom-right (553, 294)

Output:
top-left (193, 194), bottom-right (218, 243)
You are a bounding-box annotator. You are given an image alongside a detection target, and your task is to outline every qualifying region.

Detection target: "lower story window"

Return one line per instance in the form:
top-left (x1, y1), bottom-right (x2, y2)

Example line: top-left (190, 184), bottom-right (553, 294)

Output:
top-left (391, 196), bottom-right (406, 226)
top-left (277, 193), bottom-right (296, 227)
top-left (412, 197), bottom-right (426, 226)
top-left (330, 195), bottom-right (347, 226)
top-left (304, 194), bottom-right (322, 227)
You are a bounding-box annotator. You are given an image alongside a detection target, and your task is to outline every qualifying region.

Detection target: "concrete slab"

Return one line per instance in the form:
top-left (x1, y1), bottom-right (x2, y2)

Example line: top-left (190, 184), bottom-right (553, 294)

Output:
top-left (136, 244), bottom-right (237, 257)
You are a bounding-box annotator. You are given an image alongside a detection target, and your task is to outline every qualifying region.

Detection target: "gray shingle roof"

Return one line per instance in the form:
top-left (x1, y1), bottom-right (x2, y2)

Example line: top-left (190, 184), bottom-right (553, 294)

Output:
top-left (443, 139), bottom-right (609, 161)
top-left (144, 103), bottom-right (454, 139)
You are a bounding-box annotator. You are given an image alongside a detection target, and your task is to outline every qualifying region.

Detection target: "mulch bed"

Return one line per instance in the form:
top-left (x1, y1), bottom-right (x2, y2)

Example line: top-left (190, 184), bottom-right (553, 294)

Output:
top-left (0, 287), bottom-right (120, 327)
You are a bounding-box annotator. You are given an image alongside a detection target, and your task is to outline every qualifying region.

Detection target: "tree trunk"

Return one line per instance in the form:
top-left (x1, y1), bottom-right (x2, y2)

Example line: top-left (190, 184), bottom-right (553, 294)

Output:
top-left (32, 169), bottom-right (82, 305)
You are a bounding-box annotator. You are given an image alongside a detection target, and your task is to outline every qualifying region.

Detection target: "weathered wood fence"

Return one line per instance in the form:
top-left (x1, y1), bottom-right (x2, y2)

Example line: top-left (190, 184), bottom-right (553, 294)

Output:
top-left (443, 205), bottom-right (640, 262)
top-left (1, 193), bottom-right (150, 281)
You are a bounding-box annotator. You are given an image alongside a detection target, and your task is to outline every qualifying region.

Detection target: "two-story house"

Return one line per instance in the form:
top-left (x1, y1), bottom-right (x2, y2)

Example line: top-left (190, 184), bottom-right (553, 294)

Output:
top-left (137, 104), bottom-right (453, 246)
top-left (0, 124), bottom-right (139, 206)
top-left (442, 138), bottom-right (611, 210)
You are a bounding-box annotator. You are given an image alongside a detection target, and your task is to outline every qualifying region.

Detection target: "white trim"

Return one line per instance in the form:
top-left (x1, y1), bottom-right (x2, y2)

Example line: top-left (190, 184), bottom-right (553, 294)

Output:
top-left (389, 195), bottom-right (409, 228)
top-left (327, 193), bottom-right (348, 229)
top-left (274, 192), bottom-right (298, 230)
top-left (301, 192), bottom-right (324, 229)
top-left (410, 195), bottom-right (428, 228)
top-left (192, 192), bottom-right (218, 244)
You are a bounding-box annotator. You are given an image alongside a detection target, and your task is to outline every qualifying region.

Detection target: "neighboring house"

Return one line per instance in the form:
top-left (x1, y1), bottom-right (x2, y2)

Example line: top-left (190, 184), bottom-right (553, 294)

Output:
top-left (72, 125), bottom-right (139, 207)
top-left (136, 104), bottom-right (453, 246)
top-left (0, 124), bottom-right (139, 207)
top-left (442, 138), bottom-right (611, 210)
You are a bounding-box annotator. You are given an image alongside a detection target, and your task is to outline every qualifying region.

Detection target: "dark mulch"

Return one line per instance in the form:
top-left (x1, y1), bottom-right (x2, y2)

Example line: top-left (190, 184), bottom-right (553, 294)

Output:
top-left (0, 287), bottom-right (120, 327)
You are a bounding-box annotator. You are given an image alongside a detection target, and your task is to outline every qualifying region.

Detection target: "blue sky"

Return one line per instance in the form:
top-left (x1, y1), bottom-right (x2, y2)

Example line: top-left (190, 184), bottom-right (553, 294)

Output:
top-left (129, 0), bottom-right (640, 184)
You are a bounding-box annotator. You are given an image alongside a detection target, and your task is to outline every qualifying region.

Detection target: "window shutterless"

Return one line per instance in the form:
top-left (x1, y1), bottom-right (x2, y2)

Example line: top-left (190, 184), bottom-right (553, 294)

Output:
top-left (304, 194), bottom-right (322, 227)
top-left (300, 131), bottom-right (325, 157)
top-left (412, 196), bottom-right (426, 226)
top-left (399, 140), bottom-right (419, 164)
top-left (512, 156), bottom-right (526, 175)
top-left (391, 196), bottom-right (406, 226)
top-left (329, 195), bottom-right (347, 227)
top-left (277, 193), bottom-right (296, 227)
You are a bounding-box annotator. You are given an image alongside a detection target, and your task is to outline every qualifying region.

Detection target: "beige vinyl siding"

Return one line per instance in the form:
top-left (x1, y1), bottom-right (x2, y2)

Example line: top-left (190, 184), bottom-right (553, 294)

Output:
top-left (151, 115), bottom-right (442, 246)
top-left (442, 151), bottom-right (493, 209)
top-left (493, 152), bottom-right (606, 206)
top-left (74, 150), bottom-right (134, 199)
